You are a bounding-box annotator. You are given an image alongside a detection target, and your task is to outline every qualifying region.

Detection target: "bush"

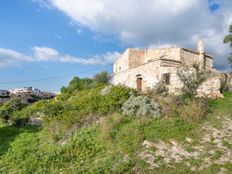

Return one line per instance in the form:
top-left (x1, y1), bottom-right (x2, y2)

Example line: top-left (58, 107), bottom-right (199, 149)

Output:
top-left (42, 85), bottom-right (135, 140)
top-left (150, 82), bottom-right (169, 97)
top-left (60, 72), bottom-right (111, 95)
top-left (0, 98), bottom-right (27, 123)
top-left (121, 94), bottom-right (162, 117)
top-left (177, 64), bottom-right (209, 98)
top-left (60, 77), bottom-right (93, 94)
top-left (93, 71), bottom-right (111, 84)
top-left (177, 98), bottom-right (209, 121)
top-left (12, 100), bottom-right (48, 126)
top-left (100, 113), bottom-right (129, 140)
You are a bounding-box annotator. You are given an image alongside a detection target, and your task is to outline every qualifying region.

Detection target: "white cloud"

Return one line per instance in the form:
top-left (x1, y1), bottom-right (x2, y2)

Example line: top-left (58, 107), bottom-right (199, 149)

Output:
top-left (60, 52), bottom-right (120, 65)
top-left (0, 46), bottom-right (120, 67)
top-left (33, 0), bottom-right (232, 71)
top-left (32, 46), bottom-right (60, 61)
top-left (0, 48), bottom-right (32, 67)
top-left (36, 0), bottom-right (211, 43)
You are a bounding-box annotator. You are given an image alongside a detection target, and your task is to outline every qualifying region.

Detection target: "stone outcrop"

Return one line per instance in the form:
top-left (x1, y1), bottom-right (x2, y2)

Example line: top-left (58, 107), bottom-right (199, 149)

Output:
top-left (197, 74), bottom-right (223, 98)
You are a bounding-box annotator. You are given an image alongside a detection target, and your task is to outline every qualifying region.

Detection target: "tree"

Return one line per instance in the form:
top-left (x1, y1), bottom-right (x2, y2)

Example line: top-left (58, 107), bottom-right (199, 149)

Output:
top-left (223, 24), bottom-right (232, 67)
top-left (177, 64), bottom-right (209, 98)
top-left (93, 71), bottom-right (111, 84)
top-left (0, 98), bottom-right (27, 122)
top-left (60, 77), bottom-right (93, 93)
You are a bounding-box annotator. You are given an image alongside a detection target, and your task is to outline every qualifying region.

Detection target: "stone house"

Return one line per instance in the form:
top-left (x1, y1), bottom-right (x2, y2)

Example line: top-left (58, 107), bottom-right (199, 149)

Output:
top-left (113, 39), bottom-right (222, 97)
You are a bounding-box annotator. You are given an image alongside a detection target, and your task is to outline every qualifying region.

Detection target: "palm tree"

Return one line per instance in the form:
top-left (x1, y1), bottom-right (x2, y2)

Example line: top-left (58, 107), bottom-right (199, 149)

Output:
top-left (224, 24), bottom-right (232, 67)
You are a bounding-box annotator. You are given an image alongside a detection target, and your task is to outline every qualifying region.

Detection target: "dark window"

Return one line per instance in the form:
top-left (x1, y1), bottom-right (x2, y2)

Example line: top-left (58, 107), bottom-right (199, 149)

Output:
top-left (163, 73), bottom-right (170, 85)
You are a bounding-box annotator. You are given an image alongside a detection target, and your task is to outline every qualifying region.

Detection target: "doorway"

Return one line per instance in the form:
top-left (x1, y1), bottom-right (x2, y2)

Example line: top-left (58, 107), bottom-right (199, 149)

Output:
top-left (136, 75), bottom-right (142, 91)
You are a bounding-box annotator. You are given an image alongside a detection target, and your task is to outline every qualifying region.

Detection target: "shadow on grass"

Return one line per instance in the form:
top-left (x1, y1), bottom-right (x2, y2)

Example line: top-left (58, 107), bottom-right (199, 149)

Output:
top-left (0, 124), bottom-right (40, 156)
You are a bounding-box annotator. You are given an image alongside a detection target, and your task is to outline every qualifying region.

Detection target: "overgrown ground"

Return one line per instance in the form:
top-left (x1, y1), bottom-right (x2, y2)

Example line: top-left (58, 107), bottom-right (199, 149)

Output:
top-left (0, 92), bottom-right (231, 173)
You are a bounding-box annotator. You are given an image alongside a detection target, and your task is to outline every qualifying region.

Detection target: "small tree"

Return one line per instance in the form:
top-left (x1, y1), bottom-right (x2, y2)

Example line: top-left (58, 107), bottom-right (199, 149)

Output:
top-left (177, 64), bottom-right (209, 98)
top-left (223, 24), bottom-right (232, 68)
top-left (222, 24), bottom-right (232, 92)
top-left (60, 77), bottom-right (93, 93)
top-left (0, 98), bottom-right (27, 123)
top-left (93, 71), bottom-right (111, 84)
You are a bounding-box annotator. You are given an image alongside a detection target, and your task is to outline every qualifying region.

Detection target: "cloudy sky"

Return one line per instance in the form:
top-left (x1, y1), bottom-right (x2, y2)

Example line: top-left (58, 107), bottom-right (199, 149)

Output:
top-left (0, 0), bottom-right (231, 91)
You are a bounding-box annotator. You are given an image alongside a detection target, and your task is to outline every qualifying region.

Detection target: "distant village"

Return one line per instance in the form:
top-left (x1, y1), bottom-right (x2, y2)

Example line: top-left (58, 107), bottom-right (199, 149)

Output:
top-left (0, 87), bottom-right (55, 104)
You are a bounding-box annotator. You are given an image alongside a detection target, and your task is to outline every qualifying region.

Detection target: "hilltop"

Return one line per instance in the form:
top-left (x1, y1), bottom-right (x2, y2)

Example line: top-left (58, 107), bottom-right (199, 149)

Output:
top-left (0, 87), bottom-right (55, 105)
top-left (0, 72), bottom-right (232, 174)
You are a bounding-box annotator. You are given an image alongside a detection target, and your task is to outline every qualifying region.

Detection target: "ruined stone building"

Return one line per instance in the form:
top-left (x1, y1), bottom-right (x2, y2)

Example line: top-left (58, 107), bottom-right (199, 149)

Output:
top-left (113, 39), bottom-right (222, 97)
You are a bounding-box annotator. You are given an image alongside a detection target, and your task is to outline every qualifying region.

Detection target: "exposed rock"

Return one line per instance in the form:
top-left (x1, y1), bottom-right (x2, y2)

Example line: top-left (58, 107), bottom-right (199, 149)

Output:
top-left (29, 117), bottom-right (42, 126)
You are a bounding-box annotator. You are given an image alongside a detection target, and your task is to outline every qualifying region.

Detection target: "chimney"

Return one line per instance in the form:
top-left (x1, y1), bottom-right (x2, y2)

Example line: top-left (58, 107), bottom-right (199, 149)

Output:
top-left (197, 38), bottom-right (205, 69)
top-left (197, 38), bottom-right (204, 54)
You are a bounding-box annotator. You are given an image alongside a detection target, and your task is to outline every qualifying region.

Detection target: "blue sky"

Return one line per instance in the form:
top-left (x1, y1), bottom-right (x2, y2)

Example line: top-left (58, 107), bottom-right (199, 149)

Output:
top-left (0, 0), bottom-right (231, 92)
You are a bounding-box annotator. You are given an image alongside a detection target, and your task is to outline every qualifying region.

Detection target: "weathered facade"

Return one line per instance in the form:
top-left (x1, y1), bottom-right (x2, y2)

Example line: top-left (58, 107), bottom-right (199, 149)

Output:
top-left (113, 39), bottom-right (222, 97)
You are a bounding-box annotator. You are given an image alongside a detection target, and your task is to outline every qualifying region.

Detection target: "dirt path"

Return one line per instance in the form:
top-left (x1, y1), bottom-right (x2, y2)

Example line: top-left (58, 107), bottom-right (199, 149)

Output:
top-left (139, 116), bottom-right (232, 172)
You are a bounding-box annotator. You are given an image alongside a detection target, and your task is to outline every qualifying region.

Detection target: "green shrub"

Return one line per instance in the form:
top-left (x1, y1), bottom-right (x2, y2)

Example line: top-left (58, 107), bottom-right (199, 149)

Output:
top-left (43, 85), bottom-right (135, 140)
top-left (60, 72), bottom-right (111, 95)
top-left (150, 81), bottom-right (169, 97)
top-left (60, 77), bottom-right (93, 94)
top-left (177, 98), bottom-right (209, 121)
top-left (13, 100), bottom-right (48, 126)
top-left (177, 64), bottom-right (209, 98)
top-left (0, 98), bottom-right (27, 123)
top-left (157, 95), bottom-right (182, 117)
top-left (115, 120), bottom-right (144, 154)
top-left (93, 71), bottom-right (111, 84)
top-left (100, 113), bottom-right (130, 140)
top-left (121, 94), bottom-right (162, 117)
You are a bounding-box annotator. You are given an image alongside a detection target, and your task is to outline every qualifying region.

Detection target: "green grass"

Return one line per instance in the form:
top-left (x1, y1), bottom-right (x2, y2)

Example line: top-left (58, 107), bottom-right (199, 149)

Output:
top-left (208, 92), bottom-right (232, 114)
top-left (0, 93), bottom-right (231, 173)
top-left (142, 117), bottom-right (196, 142)
top-left (0, 124), bottom-right (40, 156)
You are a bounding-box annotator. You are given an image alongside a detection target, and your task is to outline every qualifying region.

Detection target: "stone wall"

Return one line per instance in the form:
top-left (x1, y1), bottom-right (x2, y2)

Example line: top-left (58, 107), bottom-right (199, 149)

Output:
top-left (145, 48), bottom-right (181, 62)
top-left (197, 75), bottom-right (223, 98)
top-left (114, 49), bottom-right (130, 73)
top-left (180, 49), bottom-right (213, 70)
top-left (113, 60), bottom-right (161, 91)
top-left (180, 49), bottom-right (200, 66)
top-left (113, 59), bottom-right (183, 93)
top-left (128, 48), bottom-right (145, 68)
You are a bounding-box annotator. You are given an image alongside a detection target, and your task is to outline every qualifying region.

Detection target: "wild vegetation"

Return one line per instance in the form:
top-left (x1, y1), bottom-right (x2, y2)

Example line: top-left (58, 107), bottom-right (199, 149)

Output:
top-left (224, 24), bottom-right (232, 67)
top-left (177, 64), bottom-right (209, 98)
top-left (0, 71), bottom-right (232, 173)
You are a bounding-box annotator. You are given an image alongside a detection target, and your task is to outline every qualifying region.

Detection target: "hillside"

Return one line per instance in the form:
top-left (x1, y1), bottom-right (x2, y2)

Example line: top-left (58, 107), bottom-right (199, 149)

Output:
top-left (0, 75), bottom-right (232, 174)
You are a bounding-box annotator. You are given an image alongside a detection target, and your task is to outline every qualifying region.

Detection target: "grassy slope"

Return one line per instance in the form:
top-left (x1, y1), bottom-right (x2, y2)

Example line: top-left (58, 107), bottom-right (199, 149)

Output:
top-left (0, 93), bottom-right (231, 174)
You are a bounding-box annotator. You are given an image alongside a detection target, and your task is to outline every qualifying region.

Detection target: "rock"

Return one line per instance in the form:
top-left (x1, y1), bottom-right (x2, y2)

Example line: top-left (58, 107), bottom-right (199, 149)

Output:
top-left (29, 117), bottom-right (42, 126)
